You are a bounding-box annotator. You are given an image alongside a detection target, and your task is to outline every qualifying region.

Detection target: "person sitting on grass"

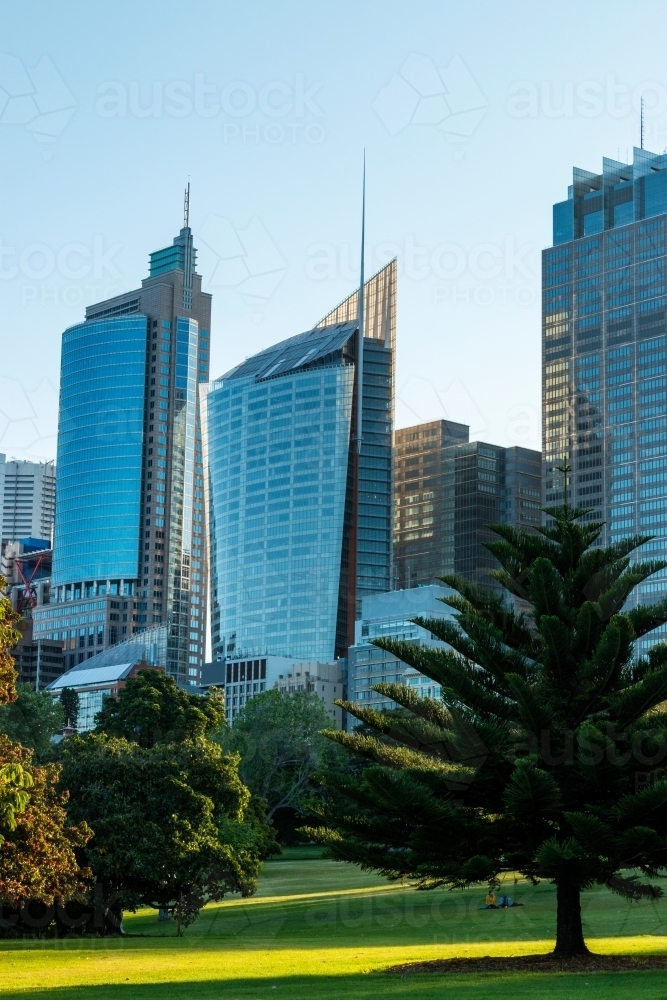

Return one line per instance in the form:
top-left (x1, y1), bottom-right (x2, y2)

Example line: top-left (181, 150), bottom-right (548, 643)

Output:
top-left (482, 890), bottom-right (497, 909)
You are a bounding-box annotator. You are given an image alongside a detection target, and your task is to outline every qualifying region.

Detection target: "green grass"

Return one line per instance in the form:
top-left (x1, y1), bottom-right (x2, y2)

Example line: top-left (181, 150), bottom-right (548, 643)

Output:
top-left (3, 848), bottom-right (667, 998)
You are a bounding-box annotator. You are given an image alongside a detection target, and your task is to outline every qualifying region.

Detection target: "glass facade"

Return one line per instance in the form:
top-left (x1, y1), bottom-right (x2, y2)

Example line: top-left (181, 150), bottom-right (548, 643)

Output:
top-left (206, 260), bottom-right (396, 663)
top-left (394, 426), bottom-right (540, 590)
top-left (52, 315), bottom-right (147, 584)
top-left (347, 586), bottom-right (454, 729)
top-left (393, 419), bottom-right (470, 588)
top-left (544, 147), bottom-right (667, 651)
top-left (47, 223), bottom-right (211, 682)
top-left (206, 363), bottom-right (354, 661)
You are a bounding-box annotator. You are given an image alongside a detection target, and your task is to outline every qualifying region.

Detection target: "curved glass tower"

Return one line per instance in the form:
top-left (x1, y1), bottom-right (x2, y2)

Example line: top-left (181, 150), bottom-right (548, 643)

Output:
top-left (53, 315), bottom-right (147, 583)
top-left (204, 260), bottom-right (396, 664)
top-left (41, 217), bottom-right (211, 683)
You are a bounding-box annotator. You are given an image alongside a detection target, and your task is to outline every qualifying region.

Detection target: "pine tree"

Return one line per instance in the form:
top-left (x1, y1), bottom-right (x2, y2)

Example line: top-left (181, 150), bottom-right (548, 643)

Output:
top-left (313, 503), bottom-right (667, 958)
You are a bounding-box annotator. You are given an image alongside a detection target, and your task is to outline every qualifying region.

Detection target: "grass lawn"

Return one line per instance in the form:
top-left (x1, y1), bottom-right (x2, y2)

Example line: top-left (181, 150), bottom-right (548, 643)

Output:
top-left (3, 846), bottom-right (667, 998)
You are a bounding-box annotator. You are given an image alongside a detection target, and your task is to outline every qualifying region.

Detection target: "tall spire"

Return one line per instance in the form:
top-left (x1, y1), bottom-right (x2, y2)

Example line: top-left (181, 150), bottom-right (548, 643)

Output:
top-left (356, 152), bottom-right (366, 454)
top-left (641, 97), bottom-right (645, 150)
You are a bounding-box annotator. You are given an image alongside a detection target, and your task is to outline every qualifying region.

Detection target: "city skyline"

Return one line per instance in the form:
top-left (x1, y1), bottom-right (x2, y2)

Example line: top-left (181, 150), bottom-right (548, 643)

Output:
top-left (9, 2), bottom-right (667, 467)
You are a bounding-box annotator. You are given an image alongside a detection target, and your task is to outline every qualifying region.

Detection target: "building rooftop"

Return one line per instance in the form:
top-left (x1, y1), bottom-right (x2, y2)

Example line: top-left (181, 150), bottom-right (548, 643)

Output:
top-left (47, 661), bottom-right (137, 691)
top-left (215, 321), bottom-right (357, 384)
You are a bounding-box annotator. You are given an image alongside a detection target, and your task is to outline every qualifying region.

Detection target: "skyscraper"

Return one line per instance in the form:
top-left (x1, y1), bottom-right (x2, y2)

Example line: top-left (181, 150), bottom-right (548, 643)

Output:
top-left (543, 147), bottom-right (667, 649)
top-left (204, 260), bottom-right (396, 663)
top-left (0, 455), bottom-right (55, 543)
top-left (393, 419), bottom-right (470, 588)
top-left (37, 205), bottom-right (210, 681)
top-left (394, 425), bottom-right (541, 590)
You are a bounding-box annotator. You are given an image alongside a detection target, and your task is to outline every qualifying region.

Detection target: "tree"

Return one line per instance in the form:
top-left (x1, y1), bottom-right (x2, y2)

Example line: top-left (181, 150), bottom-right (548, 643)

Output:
top-left (312, 503), bottom-right (667, 959)
top-left (94, 668), bottom-right (224, 746)
top-left (220, 690), bottom-right (337, 826)
top-left (60, 733), bottom-right (261, 934)
top-left (0, 684), bottom-right (64, 762)
top-left (59, 688), bottom-right (79, 730)
top-left (0, 581), bottom-right (91, 933)
top-left (0, 576), bottom-right (19, 706)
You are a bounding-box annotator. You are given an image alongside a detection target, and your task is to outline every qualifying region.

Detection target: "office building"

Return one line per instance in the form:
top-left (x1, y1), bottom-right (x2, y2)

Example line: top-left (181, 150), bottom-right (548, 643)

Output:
top-left (0, 456), bottom-right (55, 544)
top-left (347, 585), bottom-right (455, 727)
top-left (204, 260), bottom-right (396, 664)
top-left (544, 147), bottom-right (667, 648)
top-left (200, 656), bottom-right (344, 727)
top-left (393, 419), bottom-right (469, 588)
top-left (394, 424), bottom-right (541, 590)
top-left (10, 616), bottom-right (64, 691)
top-left (38, 207), bottom-right (210, 682)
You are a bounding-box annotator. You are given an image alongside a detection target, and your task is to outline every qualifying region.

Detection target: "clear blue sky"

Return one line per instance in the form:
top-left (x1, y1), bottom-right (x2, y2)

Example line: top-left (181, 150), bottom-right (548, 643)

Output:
top-left (2, 0), bottom-right (665, 461)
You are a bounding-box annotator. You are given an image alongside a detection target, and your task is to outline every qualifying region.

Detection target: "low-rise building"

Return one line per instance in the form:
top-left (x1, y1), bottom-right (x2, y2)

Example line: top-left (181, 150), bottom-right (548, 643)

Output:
top-left (45, 624), bottom-right (168, 731)
top-left (347, 585), bottom-right (456, 728)
top-left (201, 655), bottom-right (346, 728)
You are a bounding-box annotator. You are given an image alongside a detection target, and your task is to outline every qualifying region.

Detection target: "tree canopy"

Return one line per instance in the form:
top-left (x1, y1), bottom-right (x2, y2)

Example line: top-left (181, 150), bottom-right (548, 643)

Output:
top-left (60, 733), bottom-right (260, 934)
top-left (94, 668), bottom-right (224, 746)
top-left (220, 690), bottom-right (339, 826)
top-left (0, 581), bottom-right (90, 930)
top-left (0, 684), bottom-right (64, 762)
top-left (311, 503), bottom-right (667, 958)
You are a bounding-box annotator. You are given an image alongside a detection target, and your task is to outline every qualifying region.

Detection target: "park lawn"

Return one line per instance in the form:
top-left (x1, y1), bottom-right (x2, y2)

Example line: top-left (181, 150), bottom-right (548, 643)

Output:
top-left (2, 847), bottom-right (667, 999)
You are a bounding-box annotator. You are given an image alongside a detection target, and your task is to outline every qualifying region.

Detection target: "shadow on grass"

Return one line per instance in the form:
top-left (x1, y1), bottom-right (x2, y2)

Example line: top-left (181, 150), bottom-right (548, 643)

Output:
top-left (3, 971), bottom-right (667, 1000)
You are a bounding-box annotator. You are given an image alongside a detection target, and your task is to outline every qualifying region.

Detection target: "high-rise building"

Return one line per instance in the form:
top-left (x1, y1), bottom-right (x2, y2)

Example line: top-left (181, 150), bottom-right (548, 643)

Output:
top-left (0, 456), bottom-right (55, 543)
top-left (544, 147), bottom-right (667, 649)
top-left (394, 425), bottom-right (541, 590)
top-left (37, 210), bottom-right (211, 682)
top-left (204, 260), bottom-right (396, 663)
top-left (393, 419), bottom-right (470, 588)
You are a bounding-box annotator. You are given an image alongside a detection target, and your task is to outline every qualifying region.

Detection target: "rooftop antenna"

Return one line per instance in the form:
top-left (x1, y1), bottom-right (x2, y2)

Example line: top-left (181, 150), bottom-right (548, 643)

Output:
top-left (184, 179), bottom-right (190, 229)
top-left (641, 97), bottom-right (645, 150)
top-left (356, 152), bottom-right (365, 455)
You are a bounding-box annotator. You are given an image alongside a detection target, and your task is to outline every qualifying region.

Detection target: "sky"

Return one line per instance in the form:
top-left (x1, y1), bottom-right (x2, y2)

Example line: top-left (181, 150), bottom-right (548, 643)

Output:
top-left (1, 0), bottom-right (666, 463)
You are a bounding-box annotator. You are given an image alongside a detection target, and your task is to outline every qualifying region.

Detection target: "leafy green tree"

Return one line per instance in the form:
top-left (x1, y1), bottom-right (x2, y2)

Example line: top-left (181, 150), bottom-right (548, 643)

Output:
top-left (59, 688), bottom-right (79, 730)
top-left (0, 584), bottom-right (90, 932)
top-left (60, 733), bottom-right (260, 935)
top-left (0, 684), bottom-right (64, 762)
top-left (220, 690), bottom-right (338, 825)
top-left (95, 668), bottom-right (224, 746)
top-left (312, 503), bottom-right (667, 958)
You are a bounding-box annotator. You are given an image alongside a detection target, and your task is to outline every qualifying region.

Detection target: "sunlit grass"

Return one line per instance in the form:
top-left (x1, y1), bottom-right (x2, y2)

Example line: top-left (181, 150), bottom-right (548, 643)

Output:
top-left (2, 847), bottom-right (667, 998)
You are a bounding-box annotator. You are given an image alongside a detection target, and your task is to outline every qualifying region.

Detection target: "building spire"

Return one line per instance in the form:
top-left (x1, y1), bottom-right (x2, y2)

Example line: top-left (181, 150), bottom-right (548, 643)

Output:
top-left (184, 180), bottom-right (190, 229)
top-left (356, 152), bottom-right (365, 455)
top-left (641, 97), bottom-right (645, 150)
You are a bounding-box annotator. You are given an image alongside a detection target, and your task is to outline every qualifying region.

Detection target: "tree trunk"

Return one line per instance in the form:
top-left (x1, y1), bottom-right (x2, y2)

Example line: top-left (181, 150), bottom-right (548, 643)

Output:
top-left (553, 882), bottom-right (589, 958)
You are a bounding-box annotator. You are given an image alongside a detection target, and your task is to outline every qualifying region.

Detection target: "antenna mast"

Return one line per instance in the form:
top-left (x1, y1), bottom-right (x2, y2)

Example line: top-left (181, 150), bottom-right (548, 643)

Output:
top-left (184, 181), bottom-right (190, 228)
top-left (356, 152), bottom-right (365, 455)
top-left (641, 97), bottom-right (645, 150)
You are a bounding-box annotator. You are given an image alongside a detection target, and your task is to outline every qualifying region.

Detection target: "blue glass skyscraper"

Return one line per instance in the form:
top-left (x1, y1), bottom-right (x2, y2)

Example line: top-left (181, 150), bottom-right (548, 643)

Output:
top-left (39, 209), bottom-right (211, 682)
top-left (204, 260), bottom-right (395, 662)
top-left (543, 147), bottom-right (667, 651)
